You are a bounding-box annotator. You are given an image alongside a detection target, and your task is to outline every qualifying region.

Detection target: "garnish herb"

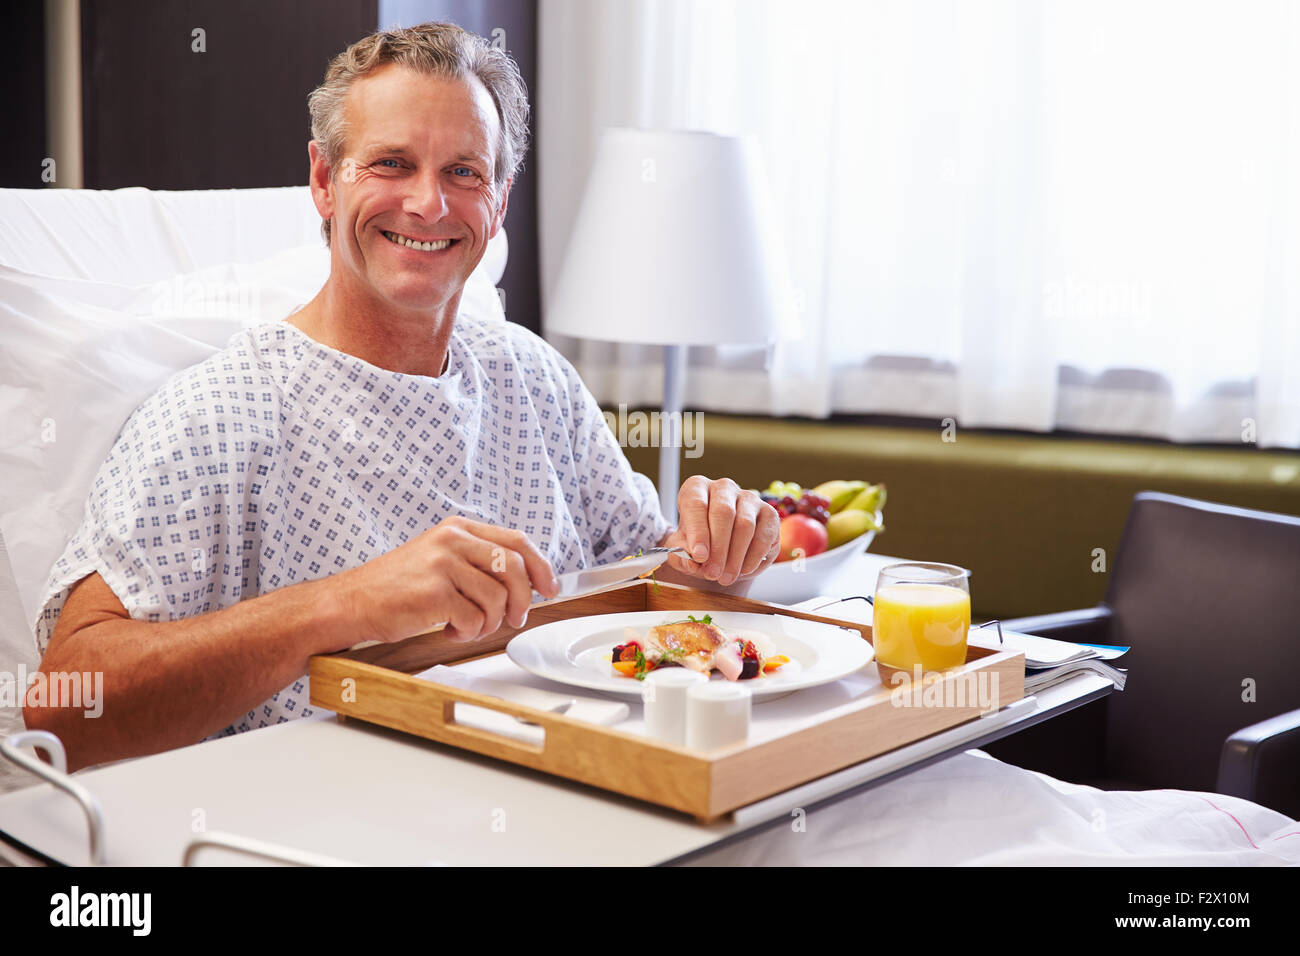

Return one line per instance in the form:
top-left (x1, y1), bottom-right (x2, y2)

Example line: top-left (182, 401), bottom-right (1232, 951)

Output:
top-left (667, 613), bottom-right (713, 626)
top-left (626, 546), bottom-right (661, 592)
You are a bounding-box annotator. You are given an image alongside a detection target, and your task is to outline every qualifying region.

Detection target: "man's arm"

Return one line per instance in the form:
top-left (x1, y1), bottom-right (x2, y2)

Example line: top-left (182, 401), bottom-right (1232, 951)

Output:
top-left (25, 570), bottom-right (361, 772)
top-left (25, 517), bottom-right (559, 773)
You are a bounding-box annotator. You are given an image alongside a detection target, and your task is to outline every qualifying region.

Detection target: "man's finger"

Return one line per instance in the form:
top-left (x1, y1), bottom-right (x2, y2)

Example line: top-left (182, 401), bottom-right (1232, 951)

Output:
top-left (703, 479), bottom-right (740, 579)
top-left (494, 547), bottom-right (534, 629)
top-left (463, 522), bottom-right (559, 599)
top-left (740, 502), bottom-right (781, 577)
top-left (675, 476), bottom-right (713, 564)
top-left (720, 493), bottom-right (761, 585)
top-left (445, 532), bottom-right (537, 625)
top-left (433, 571), bottom-right (488, 643)
top-left (448, 561), bottom-right (509, 639)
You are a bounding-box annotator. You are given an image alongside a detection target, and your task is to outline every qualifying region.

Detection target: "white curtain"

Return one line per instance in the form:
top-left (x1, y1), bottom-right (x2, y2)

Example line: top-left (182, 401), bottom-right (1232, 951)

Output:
top-left (538, 0), bottom-right (1300, 449)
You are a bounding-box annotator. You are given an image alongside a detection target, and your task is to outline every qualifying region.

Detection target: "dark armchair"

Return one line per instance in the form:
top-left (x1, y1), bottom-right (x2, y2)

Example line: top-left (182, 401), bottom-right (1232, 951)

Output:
top-left (983, 491), bottom-right (1300, 819)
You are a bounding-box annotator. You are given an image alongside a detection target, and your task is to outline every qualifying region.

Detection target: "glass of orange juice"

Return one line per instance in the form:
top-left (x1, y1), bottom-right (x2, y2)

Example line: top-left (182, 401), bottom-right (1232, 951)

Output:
top-left (872, 562), bottom-right (972, 681)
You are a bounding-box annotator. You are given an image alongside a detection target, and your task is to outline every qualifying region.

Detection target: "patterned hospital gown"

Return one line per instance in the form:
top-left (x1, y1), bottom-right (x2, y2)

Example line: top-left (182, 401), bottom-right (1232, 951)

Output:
top-left (34, 315), bottom-right (670, 737)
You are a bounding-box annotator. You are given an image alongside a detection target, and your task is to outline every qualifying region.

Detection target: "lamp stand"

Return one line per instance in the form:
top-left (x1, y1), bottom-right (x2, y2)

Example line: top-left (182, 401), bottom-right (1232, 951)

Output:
top-left (658, 344), bottom-right (687, 526)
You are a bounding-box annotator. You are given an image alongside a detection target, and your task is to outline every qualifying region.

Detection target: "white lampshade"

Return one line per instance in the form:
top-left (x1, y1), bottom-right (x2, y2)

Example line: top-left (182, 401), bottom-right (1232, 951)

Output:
top-left (547, 128), bottom-right (796, 346)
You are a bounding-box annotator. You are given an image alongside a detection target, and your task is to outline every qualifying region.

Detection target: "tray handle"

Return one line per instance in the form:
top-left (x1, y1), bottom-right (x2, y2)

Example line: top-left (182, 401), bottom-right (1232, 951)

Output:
top-left (315, 656), bottom-right (593, 760)
top-left (430, 689), bottom-right (555, 758)
top-left (0, 730), bottom-right (106, 865)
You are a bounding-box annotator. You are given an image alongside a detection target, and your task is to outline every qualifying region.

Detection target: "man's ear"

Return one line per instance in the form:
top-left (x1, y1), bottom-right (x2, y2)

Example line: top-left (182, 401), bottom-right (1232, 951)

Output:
top-left (489, 177), bottom-right (513, 238)
top-left (308, 141), bottom-right (336, 226)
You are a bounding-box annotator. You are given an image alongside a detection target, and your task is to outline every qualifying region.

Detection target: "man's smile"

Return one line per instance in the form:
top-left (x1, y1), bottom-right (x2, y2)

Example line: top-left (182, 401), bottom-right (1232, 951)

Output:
top-left (381, 229), bottom-right (456, 251)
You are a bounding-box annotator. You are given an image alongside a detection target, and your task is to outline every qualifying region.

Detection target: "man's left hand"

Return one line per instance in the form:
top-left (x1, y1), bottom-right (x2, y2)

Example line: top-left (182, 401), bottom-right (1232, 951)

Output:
top-left (658, 476), bottom-right (781, 588)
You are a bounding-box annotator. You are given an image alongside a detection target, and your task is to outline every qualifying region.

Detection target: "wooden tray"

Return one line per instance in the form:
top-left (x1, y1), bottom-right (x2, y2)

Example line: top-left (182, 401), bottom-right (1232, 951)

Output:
top-left (309, 580), bottom-right (1025, 821)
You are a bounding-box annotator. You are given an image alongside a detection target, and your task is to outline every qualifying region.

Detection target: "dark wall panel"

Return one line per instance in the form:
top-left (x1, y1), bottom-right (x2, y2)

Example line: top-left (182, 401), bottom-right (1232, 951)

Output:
top-left (379, 0), bottom-right (540, 333)
top-left (0, 1), bottom-right (48, 188)
top-left (80, 0), bottom-right (378, 190)
top-left (75, 0), bottom-right (540, 333)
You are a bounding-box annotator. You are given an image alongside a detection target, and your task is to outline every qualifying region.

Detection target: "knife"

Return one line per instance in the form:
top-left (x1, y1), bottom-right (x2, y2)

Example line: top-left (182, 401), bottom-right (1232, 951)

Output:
top-left (534, 546), bottom-right (685, 604)
top-left (345, 546), bottom-right (685, 650)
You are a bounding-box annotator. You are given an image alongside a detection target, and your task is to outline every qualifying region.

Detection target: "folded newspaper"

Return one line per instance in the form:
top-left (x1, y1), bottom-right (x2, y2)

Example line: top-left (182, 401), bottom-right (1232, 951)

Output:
top-left (969, 627), bottom-right (1128, 693)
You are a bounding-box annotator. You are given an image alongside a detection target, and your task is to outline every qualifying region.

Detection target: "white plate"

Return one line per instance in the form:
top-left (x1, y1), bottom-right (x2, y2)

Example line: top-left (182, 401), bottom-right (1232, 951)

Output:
top-left (505, 610), bottom-right (874, 701)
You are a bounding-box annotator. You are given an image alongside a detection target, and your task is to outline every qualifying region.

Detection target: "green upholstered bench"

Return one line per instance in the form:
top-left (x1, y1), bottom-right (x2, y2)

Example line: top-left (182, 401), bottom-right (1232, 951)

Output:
top-left (618, 413), bottom-right (1300, 620)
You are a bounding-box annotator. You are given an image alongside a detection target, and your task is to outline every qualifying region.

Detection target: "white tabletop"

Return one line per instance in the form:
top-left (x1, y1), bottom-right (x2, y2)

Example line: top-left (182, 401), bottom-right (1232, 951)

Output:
top-left (0, 551), bottom-right (1116, 866)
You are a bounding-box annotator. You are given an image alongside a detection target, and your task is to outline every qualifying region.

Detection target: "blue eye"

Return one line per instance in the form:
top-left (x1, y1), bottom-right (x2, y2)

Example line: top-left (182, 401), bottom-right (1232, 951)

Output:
top-left (378, 159), bottom-right (400, 168)
top-left (453, 166), bottom-right (475, 177)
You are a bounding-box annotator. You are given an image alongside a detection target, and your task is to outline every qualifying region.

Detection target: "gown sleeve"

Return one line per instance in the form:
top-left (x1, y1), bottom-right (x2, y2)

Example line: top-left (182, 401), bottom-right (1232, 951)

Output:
top-left (33, 355), bottom-right (279, 656)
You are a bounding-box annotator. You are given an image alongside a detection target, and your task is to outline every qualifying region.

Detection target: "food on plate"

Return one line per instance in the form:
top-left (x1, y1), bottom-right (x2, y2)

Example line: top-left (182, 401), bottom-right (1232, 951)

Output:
top-left (610, 614), bottom-right (790, 681)
top-left (777, 514), bottom-right (829, 561)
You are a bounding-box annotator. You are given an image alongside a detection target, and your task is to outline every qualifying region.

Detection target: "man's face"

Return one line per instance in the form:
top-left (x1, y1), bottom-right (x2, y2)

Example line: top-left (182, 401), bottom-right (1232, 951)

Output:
top-left (311, 65), bottom-right (509, 313)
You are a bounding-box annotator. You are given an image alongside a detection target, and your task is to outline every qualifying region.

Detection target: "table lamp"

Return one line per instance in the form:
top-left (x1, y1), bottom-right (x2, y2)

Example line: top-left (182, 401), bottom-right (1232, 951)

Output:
top-left (547, 128), bottom-right (795, 525)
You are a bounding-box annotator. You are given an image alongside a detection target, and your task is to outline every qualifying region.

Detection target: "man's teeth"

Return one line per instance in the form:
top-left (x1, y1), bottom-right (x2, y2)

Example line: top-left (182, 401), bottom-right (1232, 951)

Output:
top-left (382, 230), bottom-right (452, 251)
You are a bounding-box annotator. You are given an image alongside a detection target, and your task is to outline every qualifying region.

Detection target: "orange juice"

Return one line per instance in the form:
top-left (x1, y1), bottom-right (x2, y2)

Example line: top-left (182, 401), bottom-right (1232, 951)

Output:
top-left (872, 583), bottom-right (971, 671)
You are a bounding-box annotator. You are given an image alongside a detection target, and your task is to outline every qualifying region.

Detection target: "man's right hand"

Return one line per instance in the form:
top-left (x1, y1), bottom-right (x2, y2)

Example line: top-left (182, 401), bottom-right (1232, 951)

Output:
top-left (336, 516), bottom-right (560, 647)
top-left (29, 518), bottom-right (558, 771)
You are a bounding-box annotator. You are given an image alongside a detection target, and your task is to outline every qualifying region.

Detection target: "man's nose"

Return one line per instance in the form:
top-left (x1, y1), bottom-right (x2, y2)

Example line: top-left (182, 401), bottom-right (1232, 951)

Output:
top-left (406, 171), bottom-right (449, 221)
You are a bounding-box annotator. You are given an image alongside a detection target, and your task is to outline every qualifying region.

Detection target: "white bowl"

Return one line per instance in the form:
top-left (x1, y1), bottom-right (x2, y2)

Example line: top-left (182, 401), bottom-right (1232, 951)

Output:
top-left (745, 513), bottom-right (881, 606)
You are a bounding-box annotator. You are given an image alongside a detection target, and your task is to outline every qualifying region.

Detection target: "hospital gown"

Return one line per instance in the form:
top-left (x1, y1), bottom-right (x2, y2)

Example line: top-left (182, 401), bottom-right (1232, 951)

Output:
top-left (34, 315), bottom-right (670, 736)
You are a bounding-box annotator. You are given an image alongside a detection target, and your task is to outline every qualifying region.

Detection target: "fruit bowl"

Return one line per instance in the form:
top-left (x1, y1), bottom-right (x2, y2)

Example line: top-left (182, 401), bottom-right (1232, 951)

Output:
top-left (746, 512), bottom-right (882, 606)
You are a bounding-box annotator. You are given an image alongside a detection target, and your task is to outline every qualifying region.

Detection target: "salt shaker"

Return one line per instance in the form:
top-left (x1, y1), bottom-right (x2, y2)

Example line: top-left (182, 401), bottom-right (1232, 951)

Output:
top-left (685, 681), bottom-right (752, 750)
top-left (641, 668), bottom-right (707, 745)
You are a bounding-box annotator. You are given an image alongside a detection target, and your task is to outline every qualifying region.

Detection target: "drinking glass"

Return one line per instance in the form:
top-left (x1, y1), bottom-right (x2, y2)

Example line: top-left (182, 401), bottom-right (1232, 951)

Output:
top-left (872, 562), bottom-right (972, 678)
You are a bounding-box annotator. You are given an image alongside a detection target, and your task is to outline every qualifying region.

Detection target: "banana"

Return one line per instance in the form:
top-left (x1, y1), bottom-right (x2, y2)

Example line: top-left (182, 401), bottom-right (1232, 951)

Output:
top-left (812, 480), bottom-right (867, 513)
top-left (845, 483), bottom-right (886, 515)
top-left (826, 509), bottom-right (881, 548)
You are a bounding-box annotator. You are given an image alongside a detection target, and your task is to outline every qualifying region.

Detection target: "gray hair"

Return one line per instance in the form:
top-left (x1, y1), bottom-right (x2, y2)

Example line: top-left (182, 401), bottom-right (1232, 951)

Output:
top-left (307, 21), bottom-right (530, 245)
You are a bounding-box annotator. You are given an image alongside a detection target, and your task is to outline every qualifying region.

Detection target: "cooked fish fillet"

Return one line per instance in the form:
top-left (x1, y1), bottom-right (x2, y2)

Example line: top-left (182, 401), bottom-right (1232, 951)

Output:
top-left (644, 621), bottom-right (730, 675)
top-left (632, 621), bottom-right (750, 680)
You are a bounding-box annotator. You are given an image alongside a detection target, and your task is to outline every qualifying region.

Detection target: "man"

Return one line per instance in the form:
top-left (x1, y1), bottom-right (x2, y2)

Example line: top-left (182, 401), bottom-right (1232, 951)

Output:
top-left (26, 22), bottom-right (780, 772)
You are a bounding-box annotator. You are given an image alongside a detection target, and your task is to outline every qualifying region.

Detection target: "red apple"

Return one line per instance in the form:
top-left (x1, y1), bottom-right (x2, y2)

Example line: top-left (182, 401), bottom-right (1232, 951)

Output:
top-left (777, 514), bottom-right (829, 562)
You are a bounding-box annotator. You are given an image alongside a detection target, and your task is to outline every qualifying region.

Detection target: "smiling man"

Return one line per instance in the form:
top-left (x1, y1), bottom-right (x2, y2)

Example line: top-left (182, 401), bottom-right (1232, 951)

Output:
top-left (26, 22), bottom-right (780, 772)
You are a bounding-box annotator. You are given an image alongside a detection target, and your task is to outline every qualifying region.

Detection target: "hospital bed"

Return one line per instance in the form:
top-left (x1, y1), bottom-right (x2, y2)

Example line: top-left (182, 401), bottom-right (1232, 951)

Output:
top-left (0, 186), bottom-right (1295, 865)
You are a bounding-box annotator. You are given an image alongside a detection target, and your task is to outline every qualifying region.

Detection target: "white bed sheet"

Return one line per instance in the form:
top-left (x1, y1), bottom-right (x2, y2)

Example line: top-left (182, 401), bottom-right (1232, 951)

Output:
top-left (685, 749), bottom-right (1300, 866)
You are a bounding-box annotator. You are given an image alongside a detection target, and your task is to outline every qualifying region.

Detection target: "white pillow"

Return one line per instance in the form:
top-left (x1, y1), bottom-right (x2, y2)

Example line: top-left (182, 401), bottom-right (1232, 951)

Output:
top-left (0, 185), bottom-right (324, 285)
top-left (0, 185), bottom-right (509, 288)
